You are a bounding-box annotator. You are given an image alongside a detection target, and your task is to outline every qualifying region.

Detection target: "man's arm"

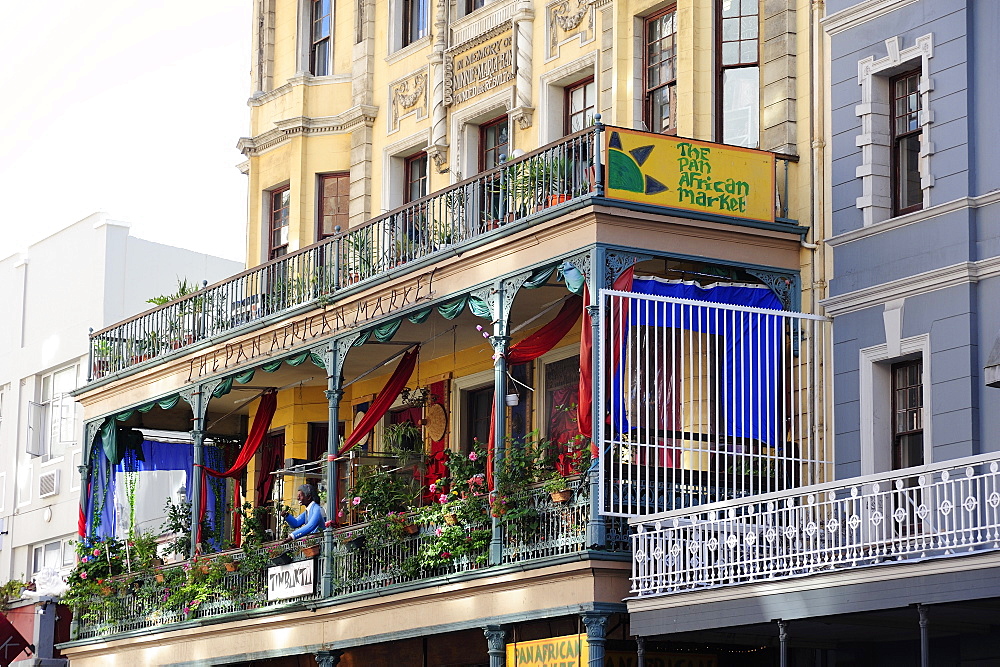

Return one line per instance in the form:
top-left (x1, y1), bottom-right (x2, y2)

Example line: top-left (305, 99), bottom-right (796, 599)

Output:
top-left (289, 503), bottom-right (326, 539)
top-left (283, 511), bottom-right (306, 530)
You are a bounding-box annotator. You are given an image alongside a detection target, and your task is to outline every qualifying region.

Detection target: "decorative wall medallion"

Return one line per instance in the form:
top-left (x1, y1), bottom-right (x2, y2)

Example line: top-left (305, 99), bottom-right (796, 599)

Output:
top-left (388, 69), bottom-right (429, 133)
top-left (546, 0), bottom-right (595, 59)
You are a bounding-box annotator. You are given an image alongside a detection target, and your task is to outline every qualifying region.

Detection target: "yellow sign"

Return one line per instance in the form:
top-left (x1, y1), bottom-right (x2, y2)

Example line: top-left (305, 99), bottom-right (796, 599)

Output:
top-left (445, 27), bottom-right (515, 107)
top-left (507, 633), bottom-right (588, 666)
top-left (604, 128), bottom-right (776, 223)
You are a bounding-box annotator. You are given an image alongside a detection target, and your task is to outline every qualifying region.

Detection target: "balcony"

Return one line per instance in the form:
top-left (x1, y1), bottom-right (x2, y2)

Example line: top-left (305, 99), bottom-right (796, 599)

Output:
top-left (69, 479), bottom-right (628, 640)
top-left (629, 452), bottom-right (1000, 599)
top-left (86, 124), bottom-right (799, 383)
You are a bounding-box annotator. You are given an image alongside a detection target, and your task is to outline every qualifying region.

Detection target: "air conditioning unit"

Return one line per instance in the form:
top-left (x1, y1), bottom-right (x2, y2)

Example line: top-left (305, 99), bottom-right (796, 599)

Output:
top-left (39, 470), bottom-right (59, 498)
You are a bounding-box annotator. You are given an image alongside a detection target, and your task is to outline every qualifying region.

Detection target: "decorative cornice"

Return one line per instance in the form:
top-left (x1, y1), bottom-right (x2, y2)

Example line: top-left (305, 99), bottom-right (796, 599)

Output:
top-left (827, 190), bottom-right (1000, 248)
top-left (248, 74), bottom-right (352, 108)
top-left (822, 0), bottom-right (920, 36)
top-left (821, 255), bottom-right (1000, 317)
top-left (237, 105), bottom-right (380, 157)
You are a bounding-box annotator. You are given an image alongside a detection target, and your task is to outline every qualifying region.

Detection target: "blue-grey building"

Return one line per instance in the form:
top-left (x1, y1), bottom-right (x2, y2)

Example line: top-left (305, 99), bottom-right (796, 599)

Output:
top-left (627, 2), bottom-right (1000, 664)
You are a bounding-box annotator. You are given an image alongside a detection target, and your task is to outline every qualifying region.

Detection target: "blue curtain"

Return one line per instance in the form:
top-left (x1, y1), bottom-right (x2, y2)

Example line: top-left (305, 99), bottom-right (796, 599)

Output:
top-left (86, 439), bottom-right (225, 544)
top-left (613, 277), bottom-right (785, 449)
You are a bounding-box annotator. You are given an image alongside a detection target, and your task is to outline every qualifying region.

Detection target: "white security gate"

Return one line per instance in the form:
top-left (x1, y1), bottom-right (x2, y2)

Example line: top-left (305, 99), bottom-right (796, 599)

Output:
top-left (598, 289), bottom-right (830, 517)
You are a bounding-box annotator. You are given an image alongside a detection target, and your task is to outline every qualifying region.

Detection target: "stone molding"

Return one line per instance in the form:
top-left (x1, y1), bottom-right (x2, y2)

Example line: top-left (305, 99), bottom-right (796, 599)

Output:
top-left (237, 105), bottom-right (379, 158)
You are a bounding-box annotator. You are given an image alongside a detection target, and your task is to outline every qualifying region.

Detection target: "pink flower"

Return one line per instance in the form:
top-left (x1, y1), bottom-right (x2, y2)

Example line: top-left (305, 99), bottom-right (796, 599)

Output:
top-left (441, 551), bottom-right (452, 559)
top-left (429, 483), bottom-right (437, 493)
top-left (80, 572), bottom-right (87, 579)
top-left (93, 549), bottom-right (101, 557)
top-left (351, 497), bottom-right (362, 506)
top-left (324, 520), bottom-right (334, 527)
top-left (337, 510), bottom-right (344, 518)
top-left (438, 494), bottom-right (448, 504)
top-left (468, 451), bottom-right (478, 462)
top-left (435, 527), bottom-right (443, 536)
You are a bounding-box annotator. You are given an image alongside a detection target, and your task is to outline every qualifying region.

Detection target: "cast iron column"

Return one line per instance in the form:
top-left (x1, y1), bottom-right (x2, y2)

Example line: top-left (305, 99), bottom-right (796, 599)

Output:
top-left (636, 636), bottom-right (646, 667)
top-left (189, 386), bottom-right (206, 558)
top-left (322, 338), bottom-right (349, 597)
top-left (778, 619), bottom-right (788, 667)
top-left (582, 612), bottom-right (609, 667)
top-left (918, 604), bottom-right (930, 667)
top-left (484, 625), bottom-right (507, 667)
top-left (489, 278), bottom-right (511, 566)
top-left (315, 649), bottom-right (344, 666)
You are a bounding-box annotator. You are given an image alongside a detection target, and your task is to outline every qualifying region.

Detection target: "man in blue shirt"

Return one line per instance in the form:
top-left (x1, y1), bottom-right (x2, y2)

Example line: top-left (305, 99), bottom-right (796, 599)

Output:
top-left (281, 484), bottom-right (326, 543)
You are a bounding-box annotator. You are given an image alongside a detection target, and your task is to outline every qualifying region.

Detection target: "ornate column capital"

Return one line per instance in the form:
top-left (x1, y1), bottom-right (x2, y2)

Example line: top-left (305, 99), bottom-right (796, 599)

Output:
top-left (314, 649), bottom-right (345, 667)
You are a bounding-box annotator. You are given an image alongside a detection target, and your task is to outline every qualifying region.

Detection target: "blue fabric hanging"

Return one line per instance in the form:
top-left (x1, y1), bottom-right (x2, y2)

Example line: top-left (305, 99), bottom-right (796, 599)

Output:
top-left (613, 277), bottom-right (785, 449)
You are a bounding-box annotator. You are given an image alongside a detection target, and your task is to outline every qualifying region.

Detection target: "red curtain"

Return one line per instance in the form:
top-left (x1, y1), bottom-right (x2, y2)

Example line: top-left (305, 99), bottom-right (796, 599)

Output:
top-left (337, 347), bottom-right (419, 456)
top-left (486, 295), bottom-right (583, 487)
top-left (197, 390), bottom-right (278, 546)
top-left (424, 380), bottom-right (448, 502)
top-left (578, 266), bottom-right (634, 444)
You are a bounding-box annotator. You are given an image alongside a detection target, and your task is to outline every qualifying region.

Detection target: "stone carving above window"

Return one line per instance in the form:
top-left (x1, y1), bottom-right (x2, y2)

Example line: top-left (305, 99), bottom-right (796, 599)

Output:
top-left (546, 0), bottom-right (595, 60)
top-left (389, 69), bottom-right (429, 134)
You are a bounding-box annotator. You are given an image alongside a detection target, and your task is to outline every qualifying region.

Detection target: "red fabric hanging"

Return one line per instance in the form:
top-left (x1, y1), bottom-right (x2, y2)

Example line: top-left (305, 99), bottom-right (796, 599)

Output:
top-left (336, 347), bottom-right (419, 457)
top-left (578, 266), bottom-right (634, 445)
top-left (197, 390), bottom-right (279, 545)
top-left (486, 295), bottom-right (583, 488)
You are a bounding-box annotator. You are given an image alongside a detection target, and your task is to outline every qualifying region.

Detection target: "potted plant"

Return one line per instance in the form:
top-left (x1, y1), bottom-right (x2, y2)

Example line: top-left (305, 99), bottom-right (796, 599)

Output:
top-left (542, 472), bottom-right (573, 503)
top-left (300, 536), bottom-right (321, 558)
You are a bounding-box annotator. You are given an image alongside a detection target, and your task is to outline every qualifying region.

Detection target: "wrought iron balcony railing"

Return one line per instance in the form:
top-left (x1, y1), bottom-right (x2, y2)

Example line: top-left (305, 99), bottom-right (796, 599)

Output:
top-left (73, 481), bottom-right (628, 640)
top-left (87, 125), bottom-right (798, 382)
top-left (630, 453), bottom-right (1000, 599)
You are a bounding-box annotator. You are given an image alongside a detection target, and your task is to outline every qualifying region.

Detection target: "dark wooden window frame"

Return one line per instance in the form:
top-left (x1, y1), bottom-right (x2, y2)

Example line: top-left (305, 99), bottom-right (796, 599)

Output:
top-left (268, 186), bottom-right (290, 260)
top-left (316, 172), bottom-right (350, 241)
top-left (890, 358), bottom-right (924, 470)
top-left (310, 0), bottom-right (332, 76)
top-left (404, 152), bottom-right (429, 203)
top-left (478, 115), bottom-right (509, 173)
top-left (643, 5), bottom-right (678, 135)
top-left (564, 76), bottom-right (596, 135)
top-left (890, 69), bottom-right (923, 216)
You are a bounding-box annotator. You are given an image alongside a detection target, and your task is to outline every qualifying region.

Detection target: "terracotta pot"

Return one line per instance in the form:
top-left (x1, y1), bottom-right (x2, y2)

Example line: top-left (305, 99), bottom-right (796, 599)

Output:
top-left (547, 194), bottom-right (571, 206)
top-left (99, 586), bottom-right (113, 596)
top-left (403, 524), bottom-right (420, 536)
top-left (224, 562), bottom-right (238, 572)
top-left (549, 489), bottom-right (573, 503)
top-left (200, 565), bottom-right (210, 574)
top-left (443, 513), bottom-right (459, 526)
top-left (301, 545), bottom-right (321, 558)
top-left (154, 574), bottom-right (165, 583)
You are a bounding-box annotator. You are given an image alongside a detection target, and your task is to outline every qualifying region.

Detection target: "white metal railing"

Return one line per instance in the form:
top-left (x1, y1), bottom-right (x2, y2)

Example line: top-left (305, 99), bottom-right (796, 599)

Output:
top-left (630, 453), bottom-right (1000, 598)
top-left (598, 291), bottom-right (830, 517)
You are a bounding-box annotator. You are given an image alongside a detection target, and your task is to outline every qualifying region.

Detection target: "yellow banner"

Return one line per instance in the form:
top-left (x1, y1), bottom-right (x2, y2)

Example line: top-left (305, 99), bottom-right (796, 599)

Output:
top-left (506, 633), bottom-right (588, 666)
top-left (604, 128), bottom-right (775, 223)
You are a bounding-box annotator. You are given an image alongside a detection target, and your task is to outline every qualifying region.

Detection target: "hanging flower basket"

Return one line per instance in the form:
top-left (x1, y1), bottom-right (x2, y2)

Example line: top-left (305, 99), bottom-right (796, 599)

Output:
top-left (224, 562), bottom-right (239, 572)
top-left (443, 513), bottom-right (460, 526)
top-left (403, 523), bottom-right (420, 536)
top-left (300, 544), bottom-right (321, 558)
top-left (549, 489), bottom-right (573, 503)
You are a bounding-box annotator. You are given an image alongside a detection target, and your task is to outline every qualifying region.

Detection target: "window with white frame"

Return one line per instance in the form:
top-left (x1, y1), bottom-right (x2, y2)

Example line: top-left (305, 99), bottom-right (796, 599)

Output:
top-left (310, 0), bottom-right (332, 76)
top-left (400, 0), bottom-right (429, 49)
top-left (28, 365), bottom-right (78, 461)
top-left (32, 538), bottom-right (75, 577)
top-left (855, 34), bottom-right (933, 226)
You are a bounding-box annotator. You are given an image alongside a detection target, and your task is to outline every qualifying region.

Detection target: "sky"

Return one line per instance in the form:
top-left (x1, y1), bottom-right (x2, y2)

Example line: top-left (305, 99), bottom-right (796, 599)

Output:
top-left (0, 1), bottom-right (251, 263)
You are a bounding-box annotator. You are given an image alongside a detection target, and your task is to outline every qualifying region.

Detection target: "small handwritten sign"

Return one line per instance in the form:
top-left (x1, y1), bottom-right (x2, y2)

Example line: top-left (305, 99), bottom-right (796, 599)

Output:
top-left (267, 560), bottom-right (315, 601)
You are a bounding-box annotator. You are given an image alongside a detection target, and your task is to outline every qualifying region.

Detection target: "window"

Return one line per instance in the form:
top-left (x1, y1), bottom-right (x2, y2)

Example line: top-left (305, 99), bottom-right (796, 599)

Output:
top-left (465, 0), bottom-right (486, 14)
top-left (545, 356), bottom-right (580, 446)
top-left (28, 366), bottom-right (77, 460)
top-left (891, 70), bottom-right (922, 215)
top-left (891, 359), bottom-right (923, 469)
top-left (269, 187), bottom-right (290, 259)
top-left (565, 78), bottom-right (596, 134)
top-left (310, 0), bottom-right (332, 76)
top-left (644, 7), bottom-right (677, 134)
top-left (718, 0), bottom-right (759, 148)
top-left (404, 153), bottom-right (428, 203)
top-left (467, 386), bottom-right (493, 449)
top-left (318, 173), bottom-right (350, 240)
top-left (402, 0), bottom-right (428, 48)
top-left (32, 539), bottom-right (75, 576)
top-left (479, 116), bottom-right (509, 172)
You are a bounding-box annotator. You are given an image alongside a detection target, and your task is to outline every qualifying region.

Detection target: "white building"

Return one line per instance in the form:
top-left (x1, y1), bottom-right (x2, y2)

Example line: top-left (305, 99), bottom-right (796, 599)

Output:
top-left (0, 212), bottom-right (242, 588)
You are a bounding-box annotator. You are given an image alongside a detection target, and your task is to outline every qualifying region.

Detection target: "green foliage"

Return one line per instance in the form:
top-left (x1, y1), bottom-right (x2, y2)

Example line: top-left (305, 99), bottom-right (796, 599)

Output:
top-left (239, 502), bottom-right (271, 548)
top-left (146, 278), bottom-right (202, 308)
top-left (346, 466), bottom-right (421, 516)
top-left (416, 525), bottom-right (490, 569)
top-left (0, 579), bottom-right (27, 612)
top-left (161, 497), bottom-right (220, 557)
top-left (62, 537), bottom-right (130, 624)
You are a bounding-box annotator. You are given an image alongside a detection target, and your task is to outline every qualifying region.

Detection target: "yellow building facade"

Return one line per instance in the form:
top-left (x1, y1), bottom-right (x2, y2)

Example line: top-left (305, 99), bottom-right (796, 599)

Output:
top-left (63, 1), bottom-right (830, 665)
